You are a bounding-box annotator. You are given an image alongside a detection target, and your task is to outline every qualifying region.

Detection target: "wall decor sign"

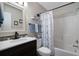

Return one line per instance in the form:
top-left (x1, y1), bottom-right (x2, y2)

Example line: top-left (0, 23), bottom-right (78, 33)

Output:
top-left (14, 21), bottom-right (18, 25)
top-left (19, 19), bottom-right (23, 24)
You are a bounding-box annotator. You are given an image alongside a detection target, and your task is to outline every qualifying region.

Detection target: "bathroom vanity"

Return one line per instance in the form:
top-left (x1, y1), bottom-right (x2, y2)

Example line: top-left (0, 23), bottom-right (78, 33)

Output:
top-left (0, 37), bottom-right (37, 56)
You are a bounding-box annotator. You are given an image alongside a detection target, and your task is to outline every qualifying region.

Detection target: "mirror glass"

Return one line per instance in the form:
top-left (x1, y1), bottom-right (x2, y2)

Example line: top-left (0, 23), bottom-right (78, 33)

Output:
top-left (0, 3), bottom-right (24, 32)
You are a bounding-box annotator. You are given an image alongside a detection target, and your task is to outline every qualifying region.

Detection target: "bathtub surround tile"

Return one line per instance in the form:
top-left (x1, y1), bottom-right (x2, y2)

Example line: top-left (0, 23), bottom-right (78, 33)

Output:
top-left (54, 3), bottom-right (79, 54)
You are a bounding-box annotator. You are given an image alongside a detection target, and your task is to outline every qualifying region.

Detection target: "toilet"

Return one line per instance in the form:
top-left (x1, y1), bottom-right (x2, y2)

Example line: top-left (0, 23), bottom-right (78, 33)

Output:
top-left (37, 39), bottom-right (51, 56)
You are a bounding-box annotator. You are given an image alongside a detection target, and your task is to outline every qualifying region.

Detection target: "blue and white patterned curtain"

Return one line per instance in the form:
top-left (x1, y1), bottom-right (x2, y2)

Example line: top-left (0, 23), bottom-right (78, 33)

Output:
top-left (40, 11), bottom-right (54, 54)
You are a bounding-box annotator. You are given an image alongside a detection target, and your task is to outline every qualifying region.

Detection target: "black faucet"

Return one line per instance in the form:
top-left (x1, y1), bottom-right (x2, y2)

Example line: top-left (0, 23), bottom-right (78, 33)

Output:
top-left (14, 32), bottom-right (19, 39)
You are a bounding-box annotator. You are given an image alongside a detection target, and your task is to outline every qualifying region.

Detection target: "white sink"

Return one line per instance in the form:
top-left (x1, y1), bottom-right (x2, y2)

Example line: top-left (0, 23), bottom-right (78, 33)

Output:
top-left (0, 37), bottom-right (36, 51)
top-left (9, 37), bottom-right (36, 43)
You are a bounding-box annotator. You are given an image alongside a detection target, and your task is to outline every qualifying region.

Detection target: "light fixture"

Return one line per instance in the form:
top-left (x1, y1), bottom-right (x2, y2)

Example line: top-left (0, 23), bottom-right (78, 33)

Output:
top-left (24, 2), bottom-right (28, 6)
top-left (15, 2), bottom-right (27, 6)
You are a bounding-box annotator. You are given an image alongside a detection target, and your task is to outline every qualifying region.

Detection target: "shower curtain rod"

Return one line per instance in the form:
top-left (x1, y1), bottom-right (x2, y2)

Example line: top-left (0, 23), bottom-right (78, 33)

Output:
top-left (39, 2), bottom-right (75, 14)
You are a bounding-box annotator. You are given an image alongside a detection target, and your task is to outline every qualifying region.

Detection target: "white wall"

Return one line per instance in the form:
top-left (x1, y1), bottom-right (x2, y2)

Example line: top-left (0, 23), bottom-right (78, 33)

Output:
top-left (27, 2), bottom-right (46, 18)
top-left (54, 6), bottom-right (79, 54)
top-left (26, 2), bottom-right (46, 36)
top-left (27, 2), bottom-right (46, 25)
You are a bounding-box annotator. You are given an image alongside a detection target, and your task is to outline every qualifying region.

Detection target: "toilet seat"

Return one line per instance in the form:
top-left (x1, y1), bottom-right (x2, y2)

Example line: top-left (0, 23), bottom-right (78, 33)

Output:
top-left (37, 47), bottom-right (51, 56)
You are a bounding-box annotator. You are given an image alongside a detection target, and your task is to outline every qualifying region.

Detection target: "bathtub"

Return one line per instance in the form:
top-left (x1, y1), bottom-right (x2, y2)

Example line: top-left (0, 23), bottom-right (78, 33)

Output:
top-left (55, 48), bottom-right (78, 56)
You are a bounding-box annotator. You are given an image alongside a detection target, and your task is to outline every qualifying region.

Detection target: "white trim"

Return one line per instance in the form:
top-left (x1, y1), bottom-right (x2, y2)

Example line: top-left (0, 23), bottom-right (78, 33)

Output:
top-left (4, 2), bottom-right (24, 11)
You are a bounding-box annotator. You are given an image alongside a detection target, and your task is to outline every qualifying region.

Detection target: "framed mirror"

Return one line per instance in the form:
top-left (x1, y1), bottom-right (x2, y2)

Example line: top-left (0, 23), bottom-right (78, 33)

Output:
top-left (0, 2), bottom-right (24, 32)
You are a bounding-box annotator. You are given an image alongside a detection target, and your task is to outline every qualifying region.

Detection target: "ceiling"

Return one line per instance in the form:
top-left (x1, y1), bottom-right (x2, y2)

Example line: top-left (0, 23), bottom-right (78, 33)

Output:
top-left (38, 2), bottom-right (79, 18)
top-left (38, 2), bottom-right (70, 10)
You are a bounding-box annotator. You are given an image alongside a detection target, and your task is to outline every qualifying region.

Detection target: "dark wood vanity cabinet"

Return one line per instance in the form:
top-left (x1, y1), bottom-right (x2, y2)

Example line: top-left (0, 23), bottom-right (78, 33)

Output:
top-left (0, 40), bottom-right (37, 56)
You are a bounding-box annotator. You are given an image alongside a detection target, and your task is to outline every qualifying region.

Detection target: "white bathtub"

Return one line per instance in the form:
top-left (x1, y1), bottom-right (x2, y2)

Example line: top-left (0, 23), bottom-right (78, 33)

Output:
top-left (55, 48), bottom-right (78, 56)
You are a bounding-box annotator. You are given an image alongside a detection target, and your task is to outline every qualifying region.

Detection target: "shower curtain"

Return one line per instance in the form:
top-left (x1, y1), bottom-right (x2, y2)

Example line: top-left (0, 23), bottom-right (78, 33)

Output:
top-left (40, 11), bottom-right (54, 55)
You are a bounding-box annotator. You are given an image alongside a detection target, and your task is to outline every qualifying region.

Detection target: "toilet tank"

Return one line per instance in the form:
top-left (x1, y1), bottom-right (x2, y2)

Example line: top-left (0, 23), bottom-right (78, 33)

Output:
top-left (37, 39), bottom-right (42, 49)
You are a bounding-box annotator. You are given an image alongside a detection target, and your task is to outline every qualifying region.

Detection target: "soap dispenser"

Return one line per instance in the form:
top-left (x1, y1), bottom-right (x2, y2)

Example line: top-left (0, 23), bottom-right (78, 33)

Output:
top-left (14, 32), bottom-right (19, 39)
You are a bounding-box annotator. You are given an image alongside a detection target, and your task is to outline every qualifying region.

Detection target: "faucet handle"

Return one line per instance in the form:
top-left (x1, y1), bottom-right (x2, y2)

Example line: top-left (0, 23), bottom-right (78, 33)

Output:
top-left (73, 44), bottom-right (78, 48)
top-left (75, 40), bottom-right (79, 44)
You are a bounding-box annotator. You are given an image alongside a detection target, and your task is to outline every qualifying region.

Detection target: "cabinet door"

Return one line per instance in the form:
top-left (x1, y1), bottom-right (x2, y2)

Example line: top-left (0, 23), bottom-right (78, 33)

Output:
top-left (0, 40), bottom-right (37, 56)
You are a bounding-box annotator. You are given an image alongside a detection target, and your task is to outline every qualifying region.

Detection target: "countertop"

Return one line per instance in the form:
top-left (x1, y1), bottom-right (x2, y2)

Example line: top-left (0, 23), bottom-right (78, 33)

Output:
top-left (0, 36), bottom-right (36, 51)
